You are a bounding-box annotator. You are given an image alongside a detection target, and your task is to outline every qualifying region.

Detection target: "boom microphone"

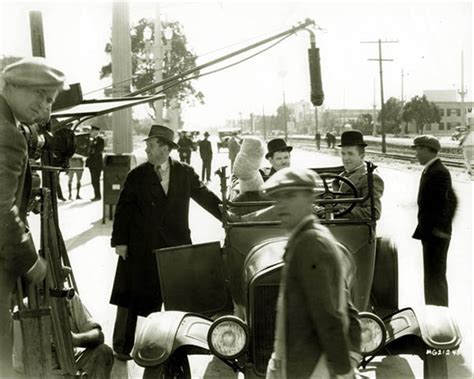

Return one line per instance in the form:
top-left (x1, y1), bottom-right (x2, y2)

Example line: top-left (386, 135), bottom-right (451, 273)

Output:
top-left (308, 42), bottom-right (324, 106)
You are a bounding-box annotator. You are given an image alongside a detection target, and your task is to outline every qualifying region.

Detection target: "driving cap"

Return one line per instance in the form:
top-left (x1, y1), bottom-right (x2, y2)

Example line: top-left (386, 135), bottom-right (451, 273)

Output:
top-left (144, 124), bottom-right (179, 149)
top-left (3, 57), bottom-right (69, 90)
top-left (265, 138), bottom-right (293, 159)
top-left (261, 167), bottom-right (321, 197)
top-left (338, 130), bottom-right (367, 147)
top-left (411, 135), bottom-right (441, 152)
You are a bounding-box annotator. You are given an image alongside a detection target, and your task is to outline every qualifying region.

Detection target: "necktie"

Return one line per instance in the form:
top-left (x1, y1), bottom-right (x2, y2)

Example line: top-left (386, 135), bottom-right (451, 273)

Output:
top-left (155, 165), bottom-right (162, 181)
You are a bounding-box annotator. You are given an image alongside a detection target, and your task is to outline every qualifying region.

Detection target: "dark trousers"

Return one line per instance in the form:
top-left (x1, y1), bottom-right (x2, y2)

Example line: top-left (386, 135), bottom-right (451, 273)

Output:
top-left (201, 158), bottom-right (212, 181)
top-left (76, 344), bottom-right (114, 379)
top-left (89, 168), bottom-right (102, 199)
top-left (421, 237), bottom-right (450, 306)
top-left (316, 140), bottom-right (321, 150)
top-left (112, 306), bottom-right (138, 354)
top-left (0, 267), bottom-right (17, 378)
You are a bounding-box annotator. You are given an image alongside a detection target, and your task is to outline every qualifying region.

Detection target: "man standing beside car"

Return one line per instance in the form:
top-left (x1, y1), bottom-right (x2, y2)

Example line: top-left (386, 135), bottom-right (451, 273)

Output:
top-left (263, 168), bottom-right (361, 379)
top-left (411, 135), bottom-right (457, 306)
top-left (86, 125), bottom-right (105, 201)
top-left (109, 124), bottom-right (222, 361)
top-left (0, 57), bottom-right (65, 377)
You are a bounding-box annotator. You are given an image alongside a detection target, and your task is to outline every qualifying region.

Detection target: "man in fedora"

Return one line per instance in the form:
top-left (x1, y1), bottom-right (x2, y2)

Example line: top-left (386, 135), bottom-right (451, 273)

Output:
top-left (86, 125), bottom-right (105, 201)
top-left (109, 124), bottom-right (222, 360)
top-left (411, 135), bottom-right (457, 306)
top-left (198, 131), bottom-right (213, 183)
top-left (334, 130), bottom-right (384, 220)
top-left (262, 168), bottom-right (361, 379)
top-left (1, 56), bottom-right (67, 377)
top-left (259, 138), bottom-right (293, 181)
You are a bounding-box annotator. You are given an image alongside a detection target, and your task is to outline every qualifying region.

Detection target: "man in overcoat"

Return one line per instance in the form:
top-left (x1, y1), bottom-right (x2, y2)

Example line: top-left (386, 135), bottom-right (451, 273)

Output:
top-left (263, 168), bottom-right (361, 379)
top-left (1, 57), bottom-right (66, 377)
top-left (198, 131), bottom-right (213, 182)
top-left (411, 135), bottom-right (457, 306)
top-left (334, 130), bottom-right (384, 220)
top-left (86, 125), bottom-right (105, 201)
top-left (109, 124), bottom-right (222, 360)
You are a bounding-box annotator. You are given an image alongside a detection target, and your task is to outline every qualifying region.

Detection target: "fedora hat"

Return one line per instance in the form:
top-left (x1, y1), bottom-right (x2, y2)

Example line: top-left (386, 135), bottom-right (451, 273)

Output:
top-left (265, 138), bottom-right (293, 159)
top-left (338, 130), bottom-right (367, 147)
top-left (144, 124), bottom-right (179, 149)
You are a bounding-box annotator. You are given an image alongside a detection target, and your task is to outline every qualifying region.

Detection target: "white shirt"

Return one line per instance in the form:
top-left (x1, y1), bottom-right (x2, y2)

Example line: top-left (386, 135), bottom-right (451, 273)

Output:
top-left (156, 159), bottom-right (170, 195)
top-left (423, 157), bottom-right (439, 174)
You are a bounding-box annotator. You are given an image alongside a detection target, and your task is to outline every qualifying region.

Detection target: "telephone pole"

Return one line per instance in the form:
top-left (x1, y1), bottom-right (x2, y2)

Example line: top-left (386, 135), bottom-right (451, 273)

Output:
top-left (361, 39), bottom-right (398, 153)
top-left (458, 51), bottom-right (467, 127)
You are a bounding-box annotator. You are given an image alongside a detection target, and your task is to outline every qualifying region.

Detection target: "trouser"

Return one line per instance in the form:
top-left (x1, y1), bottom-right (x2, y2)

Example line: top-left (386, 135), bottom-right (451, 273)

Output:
top-left (316, 140), bottom-right (320, 150)
top-left (76, 344), bottom-right (114, 379)
top-left (201, 158), bottom-right (212, 181)
top-left (463, 146), bottom-right (473, 175)
top-left (89, 168), bottom-right (102, 199)
top-left (112, 306), bottom-right (138, 354)
top-left (421, 237), bottom-right (450, 306)
top-left (0, 266), bottom-right (17, 378)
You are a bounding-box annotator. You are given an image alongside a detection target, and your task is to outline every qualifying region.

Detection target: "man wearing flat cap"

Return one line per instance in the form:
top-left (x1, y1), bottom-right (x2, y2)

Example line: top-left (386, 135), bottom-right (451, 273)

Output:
top-left (109, 124), bottom-right (222, 360)
top-left (1, 56), bottom-right (68, 377)
top-left (334, 130), bottom-right (384, 220)
top-left (263, 168), bottom-right (361, 379)
top-left (259, 138), bottom-right (293, 181)
top-left (411, 135), bottom-right (457, 306)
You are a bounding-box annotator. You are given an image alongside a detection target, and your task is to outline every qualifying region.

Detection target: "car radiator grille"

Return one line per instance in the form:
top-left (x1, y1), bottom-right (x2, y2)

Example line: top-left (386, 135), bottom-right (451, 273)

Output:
top-left (252, 284), bottom-right (279, 374)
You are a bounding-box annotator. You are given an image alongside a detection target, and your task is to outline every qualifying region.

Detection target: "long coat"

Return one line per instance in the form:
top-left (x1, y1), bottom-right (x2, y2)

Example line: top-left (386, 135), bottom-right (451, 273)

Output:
top-left (282, 217), bottom-right (361, 377)
top-left (413, 158), bottom-right (457, 240)
top-left (110, 159), bottom-right (222, 316)
top-left (85, 136), bottom-right (104, 170)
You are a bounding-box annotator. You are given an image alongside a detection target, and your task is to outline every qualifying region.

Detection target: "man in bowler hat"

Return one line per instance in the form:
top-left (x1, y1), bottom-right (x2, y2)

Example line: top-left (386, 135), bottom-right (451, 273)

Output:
top-left (109, 124), bottom-right (222, 360)
top-left (334, 130), bottom-right (384, 220)
top-left (86, 125), bottom-right (105, 201)
top-left (263, 168), bottom-right (361, 379)
top-left (411, 135), bottom-right (457, 306)
top-left (1, 57), bottom-right (65, 377)
top-left (259, 138), bottom-right (293, 181)
top-left (199, 131), bottom-right (213, 182)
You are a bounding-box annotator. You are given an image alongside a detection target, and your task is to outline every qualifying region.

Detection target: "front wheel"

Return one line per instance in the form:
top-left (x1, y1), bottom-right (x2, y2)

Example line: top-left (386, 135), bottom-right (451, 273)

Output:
top-left (424, 355), bottom-right (447, 379)
top-left (143, 350), bottom-right (191, 379)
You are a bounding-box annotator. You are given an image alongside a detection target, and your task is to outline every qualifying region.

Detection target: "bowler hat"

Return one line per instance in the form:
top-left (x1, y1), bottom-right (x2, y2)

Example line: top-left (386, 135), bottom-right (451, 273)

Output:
top-left (411, 135), bottom-right (441, 152)
top-left (338, 130), bottom-right (367, 147)
top-left (261, 167), bottom-right (322, 197)
top-left (3, 57), bottom-right (69, 90)
top-left (204, 131), bottom-right (210, 137)
top-left (265, 138), bottom-right (293, 159)
top-left (144, 124), bottom-right (179, 149)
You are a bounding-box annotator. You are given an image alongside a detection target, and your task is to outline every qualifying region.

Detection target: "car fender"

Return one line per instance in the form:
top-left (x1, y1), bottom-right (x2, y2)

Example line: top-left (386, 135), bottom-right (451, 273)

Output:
top-left (132, 311), bottom-right (212, 367)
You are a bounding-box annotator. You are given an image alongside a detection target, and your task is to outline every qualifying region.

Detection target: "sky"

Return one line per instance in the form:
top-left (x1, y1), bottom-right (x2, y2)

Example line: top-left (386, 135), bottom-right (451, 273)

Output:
top-left (1, 0), bottom-right (472, 129)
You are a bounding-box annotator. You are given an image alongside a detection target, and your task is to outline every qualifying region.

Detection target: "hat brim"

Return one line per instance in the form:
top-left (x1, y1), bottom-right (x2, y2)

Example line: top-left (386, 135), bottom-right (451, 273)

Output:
top-left (337, 143), bottom-right (368, 147)
top-left (143, 135), bottom-right (179, 149)
top-left (265, 146), bottom-right (293, 159)
top-left (262, 185), bottom-right (319, 197)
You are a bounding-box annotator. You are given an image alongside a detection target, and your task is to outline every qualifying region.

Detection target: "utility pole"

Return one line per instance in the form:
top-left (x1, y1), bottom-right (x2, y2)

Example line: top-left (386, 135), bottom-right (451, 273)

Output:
top-left (283, 90), bottom-right (288, 141)
top-left (458, 50), bottom-right (467, 127)
top-left (29, 11), bottom-right (45, 57)
top-left (314, 106), bottom-right (319, 135)
top-left (361, 38), bottom-right (398, 153)
top-left (153, 4), bottom-right (165, 125)
top-left (262, 105), bottom-right (267, 140)
top-left (372, 78), bottom-right (377, 136)
top-left (401, 68), bottom-right (405, 103)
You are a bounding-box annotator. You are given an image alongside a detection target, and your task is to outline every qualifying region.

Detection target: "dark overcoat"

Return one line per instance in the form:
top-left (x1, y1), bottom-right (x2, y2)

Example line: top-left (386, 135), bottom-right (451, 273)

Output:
top-left (85, 136), bottom-right (104, 170)
top-left (413, 158), bottom-right (457, 240)
top-left (110, 158), bottom-right (222, 316)
top-left (198, 139), bottom-right (212, 160)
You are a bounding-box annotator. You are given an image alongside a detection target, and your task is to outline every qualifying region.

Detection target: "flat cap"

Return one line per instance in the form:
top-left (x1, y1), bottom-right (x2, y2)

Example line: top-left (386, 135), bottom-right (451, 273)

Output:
top-left (261, 167), bottom-right (322, 197)
top-left (3, 57), bottom-right (69, 90)
top-left (411, 135), bottom-right (441, 152)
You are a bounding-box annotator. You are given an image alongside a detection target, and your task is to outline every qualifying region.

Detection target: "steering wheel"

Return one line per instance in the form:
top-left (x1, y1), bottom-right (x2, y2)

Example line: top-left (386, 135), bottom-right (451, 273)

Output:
top-left (315, 173), bottom-right (358, 218)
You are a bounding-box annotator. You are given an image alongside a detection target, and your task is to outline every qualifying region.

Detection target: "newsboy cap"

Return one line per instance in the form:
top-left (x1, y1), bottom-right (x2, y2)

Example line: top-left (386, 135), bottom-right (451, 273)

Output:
top-left (261, 167), bottom-right (321, 197)
top-left (338, 130), bottom-right (367, 147)
top-left (144, 124), bottom-right (179, 149)
top-left (2, 57), bottom-right (69, 90)
top-left (411, 135), bottom-right (441, 152)
top-left (265, 138), bottom-right (293, 159)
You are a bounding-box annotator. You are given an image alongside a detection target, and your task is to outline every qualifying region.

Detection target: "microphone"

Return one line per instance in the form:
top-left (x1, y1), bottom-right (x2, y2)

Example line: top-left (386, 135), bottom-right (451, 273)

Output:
top-left (308, 43), bottom-right (324, 106)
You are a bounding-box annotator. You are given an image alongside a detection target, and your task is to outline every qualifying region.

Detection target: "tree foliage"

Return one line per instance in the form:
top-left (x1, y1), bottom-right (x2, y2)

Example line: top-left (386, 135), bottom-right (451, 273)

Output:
top-left (100, 18), bottom-right (204, 111)
top-left (402, 95), bottom-right (441, 134)
top-left (379, 97), bottom-right (403, 133)
top-left (350, 113), bottom-right (373, 135)
top-left (320, 110), bottom-right (337, 132)
top-left (274, 104), bottom-right (293, 131)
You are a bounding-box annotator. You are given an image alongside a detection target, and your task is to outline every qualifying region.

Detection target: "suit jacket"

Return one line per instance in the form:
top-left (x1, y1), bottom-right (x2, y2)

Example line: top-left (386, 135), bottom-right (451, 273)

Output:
top-left (413, 158), bottom-right (457, 240)
top-left (110, 159), bottom-right (222, 316)
top-left (283, 217), bottom-right (361, 377)
top-left (336, 164), bottom-right (384, 220)
top-left (85, 136), bottom-right (104, 170)
top-left (198, 139), bottom-right (213, 160)
top-left (259, 166), bottom-right (277, 182)
top-left (0, 95), bottom-right (37, 276)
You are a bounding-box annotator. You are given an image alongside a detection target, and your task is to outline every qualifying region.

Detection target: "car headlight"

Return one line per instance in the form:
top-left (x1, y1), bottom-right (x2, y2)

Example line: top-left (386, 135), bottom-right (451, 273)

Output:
top-left (207, 316), bottom-right (248, 359)
top-left (359, 312), bottom-right (386, 356)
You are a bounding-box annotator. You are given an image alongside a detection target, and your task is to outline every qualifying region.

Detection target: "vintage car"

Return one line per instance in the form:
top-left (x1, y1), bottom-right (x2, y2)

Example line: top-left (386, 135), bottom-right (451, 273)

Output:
top-left (132, 162), bottom-right (461, 378)
top-left (217, 128), bottom-right (241, 152)
top-left (451, 126), bottom-right (468, 141)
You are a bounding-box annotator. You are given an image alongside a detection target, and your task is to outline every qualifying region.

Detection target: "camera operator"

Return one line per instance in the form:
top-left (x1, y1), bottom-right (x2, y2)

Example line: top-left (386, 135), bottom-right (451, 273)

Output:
top-left (0, 57), bottom-right (68, 377)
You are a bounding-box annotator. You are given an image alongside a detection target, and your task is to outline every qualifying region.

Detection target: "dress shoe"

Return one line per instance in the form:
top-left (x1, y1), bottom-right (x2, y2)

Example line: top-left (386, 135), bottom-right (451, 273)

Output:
top-left (113, 351), bottom-right (132, 361)
top-left (90, 197), bottom-right (101, 202)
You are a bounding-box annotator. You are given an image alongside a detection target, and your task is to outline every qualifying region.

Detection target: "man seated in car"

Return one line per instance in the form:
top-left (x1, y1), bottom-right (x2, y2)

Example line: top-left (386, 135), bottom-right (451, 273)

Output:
top-left (332, 130), bottom-right (384, 220)
top-left (259, 138), bottom-right (293, 181)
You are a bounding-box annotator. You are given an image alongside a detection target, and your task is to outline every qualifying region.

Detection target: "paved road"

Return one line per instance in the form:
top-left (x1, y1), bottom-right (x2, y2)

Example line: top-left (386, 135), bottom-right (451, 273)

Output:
top-left (28, 139), bottom-right (472, 378)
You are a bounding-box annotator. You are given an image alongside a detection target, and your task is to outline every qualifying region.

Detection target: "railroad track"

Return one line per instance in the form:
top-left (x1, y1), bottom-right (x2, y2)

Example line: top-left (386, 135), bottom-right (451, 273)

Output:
top-left (288, 137), bottom-right (466, 169)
